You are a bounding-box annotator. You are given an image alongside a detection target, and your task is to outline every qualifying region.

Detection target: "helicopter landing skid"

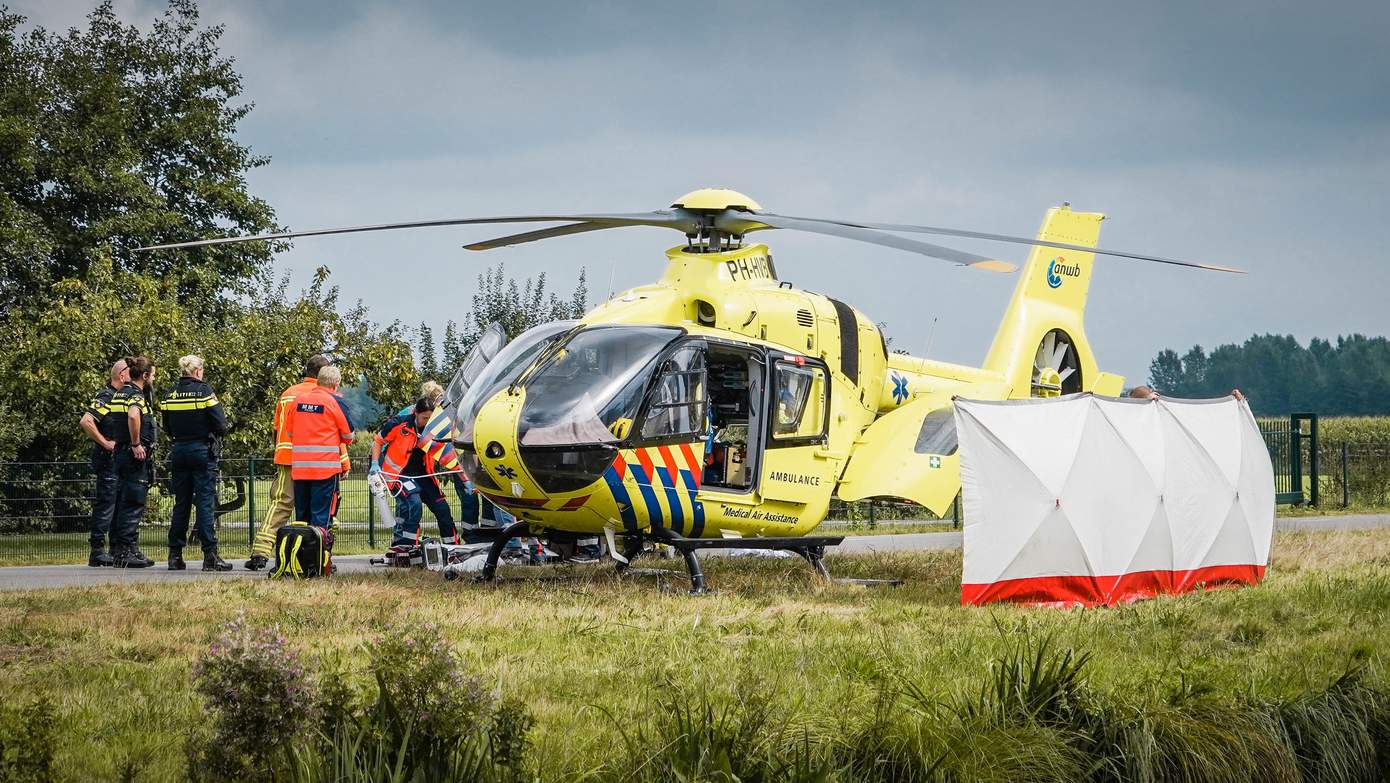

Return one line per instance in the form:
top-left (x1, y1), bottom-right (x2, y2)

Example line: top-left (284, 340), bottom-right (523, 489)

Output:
top-left (472, 522), bottom-right (845, 595)
top-left (476, 520), bottom-right (532, 583)
top-left (650, 528), bottom-right (845, 595)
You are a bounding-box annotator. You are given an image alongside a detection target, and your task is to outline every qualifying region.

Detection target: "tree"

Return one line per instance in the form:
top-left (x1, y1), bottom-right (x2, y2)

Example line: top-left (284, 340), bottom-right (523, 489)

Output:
top-left (0, 2), bottom-right (279, 314)
top-left (1146, 333), bottom-right (1390, 415)
top-left (1148, 349), bottom-right (1186, 392)
top-left (0, 2), bottom-right (418, 461)
top-left (0, 259), bottom-right (416, 461)
top-left (1180, 346), bottom-right (1208, 395)
top-left (441, 321), bottom-right (463, 372)
top-left (435, 263), bottom-right (588, 372)
top-left (416, 322), bottom-right (438, 382)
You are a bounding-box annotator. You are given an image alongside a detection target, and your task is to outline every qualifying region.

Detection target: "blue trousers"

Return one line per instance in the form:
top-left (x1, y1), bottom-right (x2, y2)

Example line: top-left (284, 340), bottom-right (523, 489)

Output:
top-left (392, 477), bottom-right (456, 546)
top-left (112, 448), bottom-right (151, 548)
top-left (168, 441), bottom-right (218, 552)
top-left (450, 474), bottom-right (479, 524)
top-left (89, 446), bottom-right (118, 547)
top-left (293, 475), bottom-right (339, 530)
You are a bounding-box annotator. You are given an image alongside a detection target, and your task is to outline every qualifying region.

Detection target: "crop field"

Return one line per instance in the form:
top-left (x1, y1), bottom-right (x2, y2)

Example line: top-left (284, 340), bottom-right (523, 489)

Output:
top-left (2, 528), bottom-right (1389, 781)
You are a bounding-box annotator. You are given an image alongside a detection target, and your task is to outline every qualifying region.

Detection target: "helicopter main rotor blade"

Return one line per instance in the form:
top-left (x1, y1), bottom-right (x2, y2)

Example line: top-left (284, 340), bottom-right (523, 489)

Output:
top-left (759, 213), bottom-right (1244, 274)
top-left (136, 211), bottom-right (699, 251)
top-left (464, 222), bottom-right (615, 251)
top-left (719, 211), bottom-right (1016, 272)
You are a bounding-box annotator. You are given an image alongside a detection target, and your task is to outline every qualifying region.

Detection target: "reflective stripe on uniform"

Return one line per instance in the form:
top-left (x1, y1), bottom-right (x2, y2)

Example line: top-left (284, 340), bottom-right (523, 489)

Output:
top-left (160, 396), bottom-right (218, 411)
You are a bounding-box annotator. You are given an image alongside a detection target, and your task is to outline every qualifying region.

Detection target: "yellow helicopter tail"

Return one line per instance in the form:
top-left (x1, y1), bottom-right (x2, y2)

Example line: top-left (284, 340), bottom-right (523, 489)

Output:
top-left (981, 204), bottom-right (1123, 397)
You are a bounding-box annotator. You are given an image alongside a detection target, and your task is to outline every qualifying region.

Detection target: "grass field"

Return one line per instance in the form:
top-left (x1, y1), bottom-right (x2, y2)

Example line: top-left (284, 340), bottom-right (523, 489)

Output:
top-left (1, 528), bottom-right (1389, 780)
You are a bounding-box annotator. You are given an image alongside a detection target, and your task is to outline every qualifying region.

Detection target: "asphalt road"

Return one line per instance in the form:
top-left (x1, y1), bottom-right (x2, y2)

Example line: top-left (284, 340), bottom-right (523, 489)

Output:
top-left (0, 513), bottom-right (1385, 591)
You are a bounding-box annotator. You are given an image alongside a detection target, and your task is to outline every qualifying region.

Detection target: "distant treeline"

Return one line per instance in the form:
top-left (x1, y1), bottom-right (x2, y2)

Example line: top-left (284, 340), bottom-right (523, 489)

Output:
top-left (1148, 334), bottom-right (1390, 416)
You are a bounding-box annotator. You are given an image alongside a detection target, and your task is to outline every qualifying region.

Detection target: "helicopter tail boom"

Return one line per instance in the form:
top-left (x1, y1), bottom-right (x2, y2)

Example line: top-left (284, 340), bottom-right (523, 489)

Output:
top-left (981, 205), bottom-right (1113, 397)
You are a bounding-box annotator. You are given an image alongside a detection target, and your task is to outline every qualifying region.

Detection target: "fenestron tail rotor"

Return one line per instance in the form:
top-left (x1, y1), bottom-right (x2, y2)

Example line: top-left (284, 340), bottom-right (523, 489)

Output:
top-left (136, 187), bottom-right (1243, 275)
top-left (1032, 329), bottom-right (1080, 397)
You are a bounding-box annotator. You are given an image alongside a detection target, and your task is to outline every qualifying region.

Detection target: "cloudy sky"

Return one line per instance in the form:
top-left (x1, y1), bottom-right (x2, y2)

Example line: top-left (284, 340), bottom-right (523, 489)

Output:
top-left (21, 0), bottom-right (1390, 383)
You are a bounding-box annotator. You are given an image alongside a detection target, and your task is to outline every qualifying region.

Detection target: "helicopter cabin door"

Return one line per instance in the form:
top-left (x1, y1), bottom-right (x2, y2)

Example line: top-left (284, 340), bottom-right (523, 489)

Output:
top-left (758, 355), bottom-right (834, 507)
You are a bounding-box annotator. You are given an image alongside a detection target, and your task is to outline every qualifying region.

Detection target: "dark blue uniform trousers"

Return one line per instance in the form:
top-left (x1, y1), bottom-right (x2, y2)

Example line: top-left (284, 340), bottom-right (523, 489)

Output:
top-left (168, 441), bottom-right (218, 552)
top-left (89, 447), bottom-right (118, 547)
top-left (294, 475), bottom-right (340, 530)
top-left (450, 474), bottom-right (480, 524)
top-left (392, 477), bottom-right (457, 546)
top-left (112, 449), bottom-right (151, 548)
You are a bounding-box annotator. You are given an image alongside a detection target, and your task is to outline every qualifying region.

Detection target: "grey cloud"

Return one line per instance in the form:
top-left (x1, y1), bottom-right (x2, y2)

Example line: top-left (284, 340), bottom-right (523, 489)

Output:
top-left (17, 0), bottom-right (1390, 384)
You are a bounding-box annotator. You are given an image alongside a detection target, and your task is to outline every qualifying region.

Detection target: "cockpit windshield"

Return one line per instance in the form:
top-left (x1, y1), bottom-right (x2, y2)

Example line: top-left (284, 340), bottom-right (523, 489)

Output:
top-left (455, 320), bottom-right (575, 443)
top-left (518, 326), bottom-right (683, 446)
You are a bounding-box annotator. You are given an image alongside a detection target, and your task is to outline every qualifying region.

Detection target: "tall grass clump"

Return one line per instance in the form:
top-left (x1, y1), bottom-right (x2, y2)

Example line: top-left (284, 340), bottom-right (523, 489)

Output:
top-left (285, 622), bottom-right (533, 783)
top-left (842, 636), bottom-right (1390, 783)
top-left (610, 680), bottom-right (840, 783)
top-left (185, 617), bottom-right (533, 782)
top-left (1274, 667), bottom-right (1390, 782)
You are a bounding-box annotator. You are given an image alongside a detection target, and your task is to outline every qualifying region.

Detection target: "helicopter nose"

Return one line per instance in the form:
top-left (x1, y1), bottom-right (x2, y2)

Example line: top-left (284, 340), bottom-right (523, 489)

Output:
top-left (469, 390), bottom-right (549, 505)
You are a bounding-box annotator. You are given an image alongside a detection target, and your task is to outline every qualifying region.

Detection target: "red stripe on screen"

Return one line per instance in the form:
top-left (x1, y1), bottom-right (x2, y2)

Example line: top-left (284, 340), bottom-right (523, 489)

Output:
top-left (960, 564), bottom-right (1266, 607)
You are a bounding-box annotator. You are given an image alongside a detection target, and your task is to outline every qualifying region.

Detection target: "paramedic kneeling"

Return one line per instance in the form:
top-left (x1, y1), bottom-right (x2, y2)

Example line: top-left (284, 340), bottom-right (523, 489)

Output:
top-left (287, 365), bottom-right (353, 530)
top-left (372, 397), bottom-right (458, 547)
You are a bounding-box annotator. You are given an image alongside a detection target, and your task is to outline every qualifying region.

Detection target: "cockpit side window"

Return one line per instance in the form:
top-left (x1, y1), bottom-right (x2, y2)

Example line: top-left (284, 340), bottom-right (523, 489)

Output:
top-left (636, 344), bottom-right (708, 443)
top-left (516, 325), bottom-right (682, 447)
top-left (770, 361), bottom-right (828, 445)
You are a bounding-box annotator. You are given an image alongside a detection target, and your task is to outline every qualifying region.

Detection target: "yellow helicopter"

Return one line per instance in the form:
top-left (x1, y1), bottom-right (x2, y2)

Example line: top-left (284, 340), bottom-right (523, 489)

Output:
top-left (144, 189), bottom-right (1240, 591)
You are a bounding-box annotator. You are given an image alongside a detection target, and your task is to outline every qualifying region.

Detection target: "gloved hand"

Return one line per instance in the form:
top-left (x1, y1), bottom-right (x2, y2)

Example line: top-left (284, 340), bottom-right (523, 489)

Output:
top-left (369, 460), bottom-right (381, 476)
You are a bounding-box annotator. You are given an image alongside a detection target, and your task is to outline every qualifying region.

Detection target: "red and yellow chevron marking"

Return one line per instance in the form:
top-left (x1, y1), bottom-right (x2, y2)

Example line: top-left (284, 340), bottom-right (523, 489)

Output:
top-left (604, 443), bottom-right (707, 536)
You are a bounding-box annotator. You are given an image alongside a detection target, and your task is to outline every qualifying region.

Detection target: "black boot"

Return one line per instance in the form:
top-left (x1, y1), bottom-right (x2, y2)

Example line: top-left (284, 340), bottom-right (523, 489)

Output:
top-left (113, 545), bottom-right (154, 569)
top-left (88, 545), bottom-right (114, 568)
top-left (202, 550), bottom-right (232, 572)
top-left (244, 554), bottom-right (268, 571)
top-left (167, 547), bottom-right (186, 570)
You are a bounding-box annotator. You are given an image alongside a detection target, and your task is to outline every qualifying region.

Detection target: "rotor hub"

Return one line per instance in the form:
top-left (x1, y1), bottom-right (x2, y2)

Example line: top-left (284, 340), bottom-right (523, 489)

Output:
top-left (671, 188), bottom-right (762, 212)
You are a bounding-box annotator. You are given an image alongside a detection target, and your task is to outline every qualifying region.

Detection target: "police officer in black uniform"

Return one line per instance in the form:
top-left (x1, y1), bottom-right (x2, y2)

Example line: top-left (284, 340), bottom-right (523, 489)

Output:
top-left (110, 356), bottom-right (157, 568)
top-left (161, 354), bottom-right (232, 571)
top-left (78, 359), bottom-right (130, 567)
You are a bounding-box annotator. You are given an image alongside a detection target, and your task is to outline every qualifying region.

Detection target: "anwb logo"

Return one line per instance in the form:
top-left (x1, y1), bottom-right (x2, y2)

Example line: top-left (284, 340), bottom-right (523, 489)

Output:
top-left (1046, 257), bottom-right (1080, 289)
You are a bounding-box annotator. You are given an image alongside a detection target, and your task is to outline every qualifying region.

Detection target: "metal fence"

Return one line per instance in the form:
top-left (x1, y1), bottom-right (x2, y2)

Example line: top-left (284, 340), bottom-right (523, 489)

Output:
top-left (1322, 440), bottom-right (1390, 508)
top-left (2, 434), bottom-right (1388, 564)
top-left (0, 457), bottom-right (392, 565)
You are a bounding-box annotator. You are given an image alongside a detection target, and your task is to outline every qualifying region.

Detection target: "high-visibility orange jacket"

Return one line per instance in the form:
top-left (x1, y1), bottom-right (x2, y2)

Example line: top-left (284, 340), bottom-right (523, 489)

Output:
top-left (274, 377), bottom-right (350, 472)
top-left (374, 414), bottom-right (438, 490)
top-left (274, 378), bottom-right (318, 466)
top-left (287, 386), bottom-right (353, 480)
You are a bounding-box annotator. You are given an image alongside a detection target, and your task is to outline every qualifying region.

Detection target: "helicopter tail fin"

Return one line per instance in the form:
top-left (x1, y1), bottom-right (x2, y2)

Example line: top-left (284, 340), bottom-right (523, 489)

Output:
top-left (981, 204), bottom-right (1117, 396)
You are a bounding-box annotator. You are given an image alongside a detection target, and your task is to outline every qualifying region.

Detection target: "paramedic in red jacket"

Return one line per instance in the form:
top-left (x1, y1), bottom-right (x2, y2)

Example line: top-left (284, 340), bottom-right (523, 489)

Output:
top-left (371, 396), bottom-right (458, 547)
top-left (287, 365), bottom-right (354, 530)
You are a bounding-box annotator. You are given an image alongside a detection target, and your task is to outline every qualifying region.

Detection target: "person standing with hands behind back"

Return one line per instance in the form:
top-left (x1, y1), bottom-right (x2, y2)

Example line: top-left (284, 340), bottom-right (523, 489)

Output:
top-left (111, 356), bottom-right (157, 568)
top-left (78, 358), bottom-right (129, 567)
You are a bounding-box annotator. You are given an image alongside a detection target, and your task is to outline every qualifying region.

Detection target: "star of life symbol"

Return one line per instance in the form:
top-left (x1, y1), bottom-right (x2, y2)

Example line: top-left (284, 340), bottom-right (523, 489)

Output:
top-left (495, 465), bottom-right (517, 480)
top-left (891, 373), bottom-right (910, 405)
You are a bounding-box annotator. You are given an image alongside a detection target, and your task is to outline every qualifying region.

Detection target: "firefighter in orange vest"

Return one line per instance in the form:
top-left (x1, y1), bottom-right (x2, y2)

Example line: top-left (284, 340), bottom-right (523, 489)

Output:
top-left (246, 355), bottom-right (342, 569)
top-left (286, 365), bottom-right (354, 531)
top-left (372, 396), bottom-right (458, 547)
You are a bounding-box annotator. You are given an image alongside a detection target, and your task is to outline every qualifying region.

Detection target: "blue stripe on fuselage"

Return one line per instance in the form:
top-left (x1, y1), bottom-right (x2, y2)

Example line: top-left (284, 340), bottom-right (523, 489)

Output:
top-left (603, 466), bottom-right (638, 532)
top-left (627, 463), bottom-right (665, 530)
top-left (654, 467), bottom-right (684, 534)
top-left (679, 469), bottom-right (704, 537)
